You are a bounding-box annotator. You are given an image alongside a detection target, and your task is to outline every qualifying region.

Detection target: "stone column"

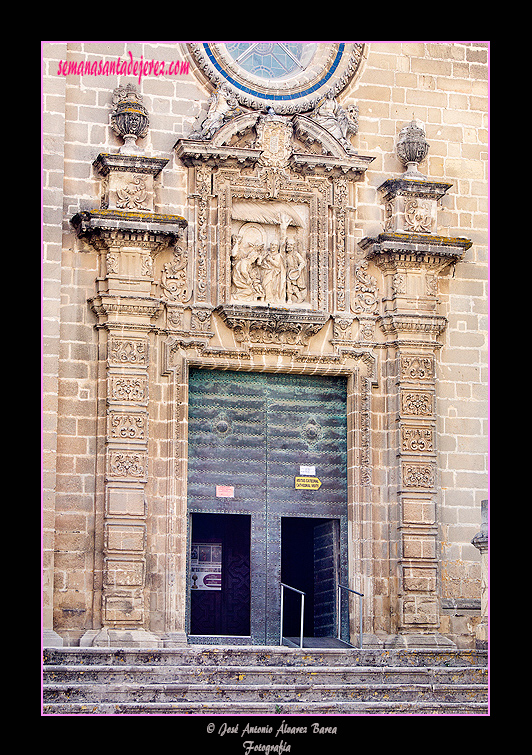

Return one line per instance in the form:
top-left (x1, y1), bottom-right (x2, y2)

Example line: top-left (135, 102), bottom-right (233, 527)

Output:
top-left (71, 87), bottom-right (187, 646)
top-left (359, 121), bottom-right (472, 647)
top-left (471, 499), bottom-right (488, 649)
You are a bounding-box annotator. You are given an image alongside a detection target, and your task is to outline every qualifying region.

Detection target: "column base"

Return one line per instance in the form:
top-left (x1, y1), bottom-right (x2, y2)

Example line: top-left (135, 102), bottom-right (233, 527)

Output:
top-left (384, 632), bottom-right (457, 649)
top-left (162, 631), bottom-right (189, 647)
top-left (42, 629), bottom-right (64, 647)
top-left (82, 627), bottom-right (164, 648)
top-left (475, 621), bottom-right (488, 650)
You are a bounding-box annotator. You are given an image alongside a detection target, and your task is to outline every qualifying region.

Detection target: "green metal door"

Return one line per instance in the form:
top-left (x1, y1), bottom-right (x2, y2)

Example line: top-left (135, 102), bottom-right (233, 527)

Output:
top-left (187, 368), bottom-right (348, 644)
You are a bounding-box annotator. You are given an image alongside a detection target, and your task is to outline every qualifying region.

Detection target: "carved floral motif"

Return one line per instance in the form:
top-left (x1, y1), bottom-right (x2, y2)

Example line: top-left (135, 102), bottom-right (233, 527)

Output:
top-left (352, 259), bottom-right (378, 314)
top-left (109, 412), bottom-right (146, 440)
top-left (161, 247), bottom-right (189, 303)
top-left (404, 198), bottom-right (433, 233)
top-left (116, 175), bottom-right (150, 210)
top-left (402, 462), bottom-right (435, 488)
top-left (400, 355), bottom-right (435, 381)
top-left (401, 390), bottom-right (433, 416)
top-left (109, 338), bottom-right (148, 366)
top-left (107, 450), bottom-right (147, 479)
top-left (401, 426), bottom-right (434, 452)
top-left (110, 376), bottom-right (148, 403)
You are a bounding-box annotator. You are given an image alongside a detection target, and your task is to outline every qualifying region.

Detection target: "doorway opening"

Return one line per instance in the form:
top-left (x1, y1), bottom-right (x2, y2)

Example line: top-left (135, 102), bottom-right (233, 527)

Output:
top-left (189, 513), bottom-right (251, 637)
top-left (281, 517), bottom-right (340, 641)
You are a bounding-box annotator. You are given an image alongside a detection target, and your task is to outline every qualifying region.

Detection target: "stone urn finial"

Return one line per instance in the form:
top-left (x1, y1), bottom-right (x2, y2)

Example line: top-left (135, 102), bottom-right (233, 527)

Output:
top-left (396, 119), bottom-right (429, 179)
top-left (110, 84), bottom-right (149, 154)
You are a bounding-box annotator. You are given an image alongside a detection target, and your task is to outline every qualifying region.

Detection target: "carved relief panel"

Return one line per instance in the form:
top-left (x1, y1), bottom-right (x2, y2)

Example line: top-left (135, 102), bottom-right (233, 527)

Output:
top-left (215, 168), bottom-right (327, 312)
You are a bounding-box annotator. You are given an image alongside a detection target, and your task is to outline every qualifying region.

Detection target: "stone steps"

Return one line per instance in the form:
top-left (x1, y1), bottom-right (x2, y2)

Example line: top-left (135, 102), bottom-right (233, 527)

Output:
top-left (42, 646), bottom-right (488, 715)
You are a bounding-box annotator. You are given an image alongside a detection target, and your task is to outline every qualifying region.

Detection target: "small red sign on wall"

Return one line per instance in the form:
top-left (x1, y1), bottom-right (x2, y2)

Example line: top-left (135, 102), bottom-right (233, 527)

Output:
top-left (216, 485), bottom-right (234, 498)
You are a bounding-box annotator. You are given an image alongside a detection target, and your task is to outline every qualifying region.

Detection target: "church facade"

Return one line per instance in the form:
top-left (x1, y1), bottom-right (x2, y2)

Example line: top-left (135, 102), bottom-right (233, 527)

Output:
top-left (42, 42), bottom-right (489, 650)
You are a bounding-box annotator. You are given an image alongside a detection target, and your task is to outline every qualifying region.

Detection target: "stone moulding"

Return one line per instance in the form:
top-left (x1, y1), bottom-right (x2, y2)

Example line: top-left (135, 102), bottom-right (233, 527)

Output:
top-left (93, 153), bottom-right (169, 177)
top-left (71, 209), bottom-right (187, 244)
top-left (359, 231), bottom-right (472, 262)
top-left (378, 178), bottom-right (453, 203)
top-left (215, 304), bottom-right (329, 346)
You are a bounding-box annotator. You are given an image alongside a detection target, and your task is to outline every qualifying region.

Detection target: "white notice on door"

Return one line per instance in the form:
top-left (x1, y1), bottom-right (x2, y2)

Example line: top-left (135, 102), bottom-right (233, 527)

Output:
top-left (190, 543), bottom-right (222, 591)
top-left (300, 465), bottom-right (316, 476)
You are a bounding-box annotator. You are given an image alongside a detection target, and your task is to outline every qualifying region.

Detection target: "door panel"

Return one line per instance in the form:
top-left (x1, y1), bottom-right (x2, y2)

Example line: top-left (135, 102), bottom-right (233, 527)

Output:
top-left (187, 369), bottom-right (348, 642)
top-left (190, 514), bottom-right (250, 636)
top-left (314, 519), bottom-right (339, 637)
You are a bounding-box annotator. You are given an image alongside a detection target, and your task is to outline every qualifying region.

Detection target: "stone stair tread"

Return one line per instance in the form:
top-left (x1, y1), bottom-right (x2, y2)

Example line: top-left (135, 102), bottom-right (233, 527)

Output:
top-left (42, 647), bottom-right (488, 715)
top-left (42, 700), bottom-right (489, 715)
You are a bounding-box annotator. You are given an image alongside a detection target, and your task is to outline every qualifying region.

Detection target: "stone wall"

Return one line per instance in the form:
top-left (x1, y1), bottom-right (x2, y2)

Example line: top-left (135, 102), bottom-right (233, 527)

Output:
top-left (42, 42), bottom-right (488, 646)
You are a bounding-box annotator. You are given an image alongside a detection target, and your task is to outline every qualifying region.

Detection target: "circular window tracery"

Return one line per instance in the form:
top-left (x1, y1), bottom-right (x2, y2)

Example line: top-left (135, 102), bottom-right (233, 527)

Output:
top-left (184, 42), bottom-right (365, 114)
top-left (225, 43), bottom-right (318, 80)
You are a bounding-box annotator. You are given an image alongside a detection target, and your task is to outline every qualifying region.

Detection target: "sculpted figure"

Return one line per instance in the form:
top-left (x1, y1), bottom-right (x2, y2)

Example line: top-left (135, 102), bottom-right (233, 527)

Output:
top-left (259, 241), bottom-right (286, 305)
top-left (285, 241), bottom-right (307, 303)
top-left (311, 90), bottom-right (358, 153)
top-left (189, 84), bottom-right (243, 140)
top-left (231, 234), bottom-right (264, 301)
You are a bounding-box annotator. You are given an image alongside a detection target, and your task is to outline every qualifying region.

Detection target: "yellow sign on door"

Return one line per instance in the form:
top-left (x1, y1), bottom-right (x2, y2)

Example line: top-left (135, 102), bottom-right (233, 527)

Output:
top-left (294, 476), bottom-right (322, 490)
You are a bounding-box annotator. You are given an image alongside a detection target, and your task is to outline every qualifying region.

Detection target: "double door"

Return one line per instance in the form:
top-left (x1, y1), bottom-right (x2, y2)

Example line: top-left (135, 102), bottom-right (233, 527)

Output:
top-left (186, 368), bottom-right (348, 644)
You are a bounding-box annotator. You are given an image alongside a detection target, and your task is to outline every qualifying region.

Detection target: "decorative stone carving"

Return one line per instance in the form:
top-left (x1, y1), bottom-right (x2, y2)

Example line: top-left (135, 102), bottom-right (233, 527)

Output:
top-left (401, 426), bottom-right (434, 453)
top-left (108, 412), bottom-right (147, 440)
top-left (351, 259), bottom-right (379, 314)
top-left (109, 375), bottom-right (148, 404)
top-left (402, 462), bottom-right (436, 489)
top-left (160, 247), bottom-right (190, 303)
top-left (108, 337), bottom-right (148, 366)
top-left (93, 154), bottom-right (169, 214)
top-left (396, 119), bottom-right (429, 178)
top-left (400, 354), bottom-right (435, 381)
top-left (215, 304), bottom-right (328, 347)
top-left (110, 84), bottom-right (149, 155)
top-left (401, 389), bottom-right (434, 416)
top-left (188, 84), bottom-right (244, 140)
top-left (230, 213), bottom-right (308, 306)
top-left (310, 90), bottom-right (358, 154)
top-left (256, 114), bottom-right (293, 168)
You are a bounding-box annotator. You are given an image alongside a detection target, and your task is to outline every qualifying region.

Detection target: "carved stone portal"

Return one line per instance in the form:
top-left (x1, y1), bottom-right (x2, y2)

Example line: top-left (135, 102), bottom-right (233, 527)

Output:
top-left (175, 110), bottom-right (375, 341)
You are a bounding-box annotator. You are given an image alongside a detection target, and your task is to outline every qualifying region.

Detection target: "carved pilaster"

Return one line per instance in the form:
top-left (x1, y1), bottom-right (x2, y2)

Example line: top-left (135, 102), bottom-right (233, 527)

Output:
top-left (359, 122), bottom-right (472, 646)
top-left (72, 148), bottom-right (187, 646)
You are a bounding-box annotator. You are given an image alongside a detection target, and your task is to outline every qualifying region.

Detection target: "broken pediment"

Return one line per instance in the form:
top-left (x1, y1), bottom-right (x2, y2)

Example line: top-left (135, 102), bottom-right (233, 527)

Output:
top-left (175, 109), bottom-right (374, 177)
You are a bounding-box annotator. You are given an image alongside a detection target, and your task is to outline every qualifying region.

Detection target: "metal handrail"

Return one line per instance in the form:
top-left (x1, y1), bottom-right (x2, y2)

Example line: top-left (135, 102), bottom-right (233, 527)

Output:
top-left (337, 584), bottom-right (364, 649)
top-left (280, 582), bottom-right (306, 648)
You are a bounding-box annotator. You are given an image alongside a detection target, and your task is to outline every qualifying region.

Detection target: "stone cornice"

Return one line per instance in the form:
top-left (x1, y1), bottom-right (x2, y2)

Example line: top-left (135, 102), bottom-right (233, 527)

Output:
top-left (359, 232), bottom-right (472, 269)
top-left (71, 209), bottom-right (187, 247)
top-left (93, 153), bottom-right (169, 177)
top-left (378, 312), bottom-right (448, 337)
top-left (378, 177), bottom-right (453, 202)
top-left (174, 139), bottom-right (260, 168)
top-left (89, 293), bottom-right (163, 326)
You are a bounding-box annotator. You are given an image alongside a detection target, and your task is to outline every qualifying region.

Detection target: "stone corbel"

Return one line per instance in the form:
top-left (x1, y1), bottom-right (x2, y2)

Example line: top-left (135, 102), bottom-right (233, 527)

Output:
top-left (215, 304), bottom-right (328, 348)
